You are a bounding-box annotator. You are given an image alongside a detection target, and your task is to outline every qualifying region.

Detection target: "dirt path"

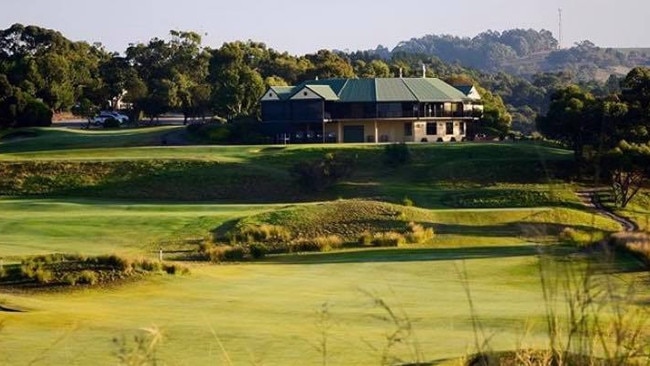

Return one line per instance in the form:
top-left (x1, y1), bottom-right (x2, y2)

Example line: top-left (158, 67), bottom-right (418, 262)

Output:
top-left (576, 188), bottom-right (639, 232)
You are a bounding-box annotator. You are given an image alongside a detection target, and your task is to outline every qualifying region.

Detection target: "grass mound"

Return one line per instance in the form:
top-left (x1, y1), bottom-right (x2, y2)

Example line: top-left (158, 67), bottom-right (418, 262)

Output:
top-left (0, 253), bottom-right (188, 290)
top-left (225, 200), bottom-right (434, 243)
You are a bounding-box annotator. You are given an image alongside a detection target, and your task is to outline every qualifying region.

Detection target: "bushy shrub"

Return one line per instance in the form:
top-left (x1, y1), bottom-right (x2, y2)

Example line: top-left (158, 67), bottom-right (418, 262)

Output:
top-left (291, 153), bottom-right (355, 191)
top-left (402, 196), bottom-right (414, 207)
top-left (405, 222), bottom-right (435, 244)
top-left (96, 254), bottom-right (133, 272)
top-left (232, 224), bottom-right (292, 244)
top-left (134, 258), bottom-right (162, 272)
top-left (62, 273), bottom-right (78, 286)
top-left (207, 245), bottom-right (246, 263)
top-left (289, 239), bottom-right (323, 253)
top-left (358, 231), bottom-right (374, 246)
top-left (78, 270), bottom-right (99, 285)
top-left (374, 232), bottom-right (407, 247)
top-left (360, 232), bottom-right (407, 247)
top-left (16, 99), bottom-right (53, 127)
top-left (290, 235), bottom-right (343, 253)
top-left (384, 143), bottom-right (411, 166)
top-left (248, 243), bottom-right (268, 259)
top-left (0, 264), bottom-right (6, 279)
top-left (559, 227), bottom-right (604, 247)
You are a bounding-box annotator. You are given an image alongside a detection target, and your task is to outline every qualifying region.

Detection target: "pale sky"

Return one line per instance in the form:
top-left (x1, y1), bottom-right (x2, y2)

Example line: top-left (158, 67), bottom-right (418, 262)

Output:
top-left (1, 0), bottom-right (648, 55)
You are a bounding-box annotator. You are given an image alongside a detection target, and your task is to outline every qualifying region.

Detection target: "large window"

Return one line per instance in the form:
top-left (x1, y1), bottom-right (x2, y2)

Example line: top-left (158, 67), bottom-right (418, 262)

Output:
top-left (261, 102), bottom-right (289, 121)
top-left (426, 122), bottom-right (437, 135)
top-left (378, 103), bottom-right (402, 118)
top-left (291, 100), bottom-right (323, 121)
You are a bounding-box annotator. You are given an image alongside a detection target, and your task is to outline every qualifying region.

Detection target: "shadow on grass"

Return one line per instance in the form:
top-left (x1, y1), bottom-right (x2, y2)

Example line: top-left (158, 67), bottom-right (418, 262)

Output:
top-left (260, 244), bottom-right (540, 265)
top-left (435, 222), bottom-right (612, 238)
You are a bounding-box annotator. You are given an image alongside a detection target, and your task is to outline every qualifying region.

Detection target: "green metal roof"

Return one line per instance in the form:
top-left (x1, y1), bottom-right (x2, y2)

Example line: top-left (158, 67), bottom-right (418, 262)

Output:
top-left (375, 78), bottom-right (417, 102)
top-left (339, 78), bottom-right (375, 102)
top-left (270, 78), bottom-right (470, 103)
top-left (403, 78), bottom-right (468, 102)
top-left (305, 85), bottom-right (339, 101)
top-left (270, 86), bottom-right (297, 100)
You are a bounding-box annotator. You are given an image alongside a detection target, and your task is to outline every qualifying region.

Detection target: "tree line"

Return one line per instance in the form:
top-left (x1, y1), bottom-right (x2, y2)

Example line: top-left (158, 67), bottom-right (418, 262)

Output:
top-left (537, 66), bottom-right (650, 207)
top-left (0, 23), bottom-right (516, 133)
top-left (0, 23), bottom-right (644, 139)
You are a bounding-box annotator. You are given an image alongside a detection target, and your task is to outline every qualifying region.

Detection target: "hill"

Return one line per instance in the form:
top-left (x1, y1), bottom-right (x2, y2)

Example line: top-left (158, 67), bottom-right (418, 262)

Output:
top-left (383, 30), bottom-right (650, 81)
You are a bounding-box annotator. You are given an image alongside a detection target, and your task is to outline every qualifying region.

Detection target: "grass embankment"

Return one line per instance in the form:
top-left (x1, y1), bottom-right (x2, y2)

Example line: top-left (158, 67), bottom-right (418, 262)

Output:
top-left (225, 200), bottom-right (621, 249)
top-left (0, 127), bottom-right (576, 205)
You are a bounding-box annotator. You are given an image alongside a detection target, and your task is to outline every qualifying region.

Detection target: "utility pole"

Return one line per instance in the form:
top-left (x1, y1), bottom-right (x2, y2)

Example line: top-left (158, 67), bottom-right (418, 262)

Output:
top-left (558, 8), bottom-right (563, 49)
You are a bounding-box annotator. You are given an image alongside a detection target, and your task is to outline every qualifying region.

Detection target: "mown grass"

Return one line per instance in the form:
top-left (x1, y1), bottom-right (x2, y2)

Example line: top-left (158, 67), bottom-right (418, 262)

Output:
top-left (0, 199), bottom-right (276, 257)
top-left (0, 128), bottom-right (643, 364)
top-left (0, 128), bottom-right (575, 206)
top-left (1, 247), bottom-right (646, 365)
top-left (0, 126), bottom-right (181, 154)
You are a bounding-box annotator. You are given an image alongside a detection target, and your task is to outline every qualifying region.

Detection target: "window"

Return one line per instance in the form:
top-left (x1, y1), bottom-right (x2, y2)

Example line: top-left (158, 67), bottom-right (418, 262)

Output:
top-left (459, 122), bottom-right (465, 135)
top-left (426, 122), bottom-right (436, 135)
top-left (404, 122), bottom-right (413, 136)
top-left (446, 122), bottom-right (454, 135)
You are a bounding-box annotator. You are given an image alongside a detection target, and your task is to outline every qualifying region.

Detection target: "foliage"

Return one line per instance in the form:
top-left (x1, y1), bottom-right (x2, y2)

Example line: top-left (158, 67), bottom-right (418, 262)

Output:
top-left (0, 253), bottom-right (187, 288)
top-left (291, 153), bottom-right (355, 191)
top-left (536, 84), bottom-right (597, 162)
top-left (289, 235), bottom-right (343, 253)
top-left (557, 227), bottom-right (606, 247)
top-left (602, 140), bottom-right (650, 208)
top-left (204, 245), bottom-right (246, 263)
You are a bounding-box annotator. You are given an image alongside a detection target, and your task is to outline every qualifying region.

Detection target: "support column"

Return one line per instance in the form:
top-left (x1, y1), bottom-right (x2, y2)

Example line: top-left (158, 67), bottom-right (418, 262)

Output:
top-left (337, 121), bottom-right (342, 143)
top-left (374, 121), bottom-right (378, 143)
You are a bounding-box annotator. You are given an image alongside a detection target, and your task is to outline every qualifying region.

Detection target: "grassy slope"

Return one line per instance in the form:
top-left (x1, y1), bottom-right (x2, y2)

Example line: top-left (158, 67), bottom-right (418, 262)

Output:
top-left (0, 128), bottom-right (575, 205)
top-left (0, 127), bottom-right (642, 364)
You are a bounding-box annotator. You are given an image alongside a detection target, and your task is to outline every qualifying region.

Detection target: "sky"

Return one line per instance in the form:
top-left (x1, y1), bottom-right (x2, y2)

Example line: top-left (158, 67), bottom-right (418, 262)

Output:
top-left (1, 0), bottom-right (648, 55)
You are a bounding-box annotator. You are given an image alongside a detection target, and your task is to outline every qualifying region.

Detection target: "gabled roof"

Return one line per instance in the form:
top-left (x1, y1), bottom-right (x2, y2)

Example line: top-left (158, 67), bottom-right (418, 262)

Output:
top-left (304, 85), bottom-right (339, 101)
top-left (263, 78), bottom-right (473, 103)
top-left (454, 85), bottom-right (475, 95)
top-left (269, 86), bottom-right (297, 100)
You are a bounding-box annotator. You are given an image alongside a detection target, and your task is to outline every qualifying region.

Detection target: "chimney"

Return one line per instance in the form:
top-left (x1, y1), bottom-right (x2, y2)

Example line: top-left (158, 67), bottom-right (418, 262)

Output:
top-left (399, 68), bottom-right (403, 78)
top-left (422, 64), bottom-right (426, 78)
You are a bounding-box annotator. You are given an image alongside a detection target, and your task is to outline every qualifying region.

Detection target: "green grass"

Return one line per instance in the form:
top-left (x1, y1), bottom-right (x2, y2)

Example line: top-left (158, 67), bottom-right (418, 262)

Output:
top-left (0, 126), bottom-right (181, 154)
top-left (0, 129), bottom-right (643, 364)
top-left (1, 247), bottom-right (646, 365)
top-left (0, 129), bottom-right (575, 205)
top-left (0, 199), bottom-right (277, 257)
top-left (227, 199), bottom-right (622, 247)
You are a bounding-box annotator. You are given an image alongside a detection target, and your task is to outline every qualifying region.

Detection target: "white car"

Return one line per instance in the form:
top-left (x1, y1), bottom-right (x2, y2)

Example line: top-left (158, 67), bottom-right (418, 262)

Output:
top-left (91, 111), bottom-right (130, 125)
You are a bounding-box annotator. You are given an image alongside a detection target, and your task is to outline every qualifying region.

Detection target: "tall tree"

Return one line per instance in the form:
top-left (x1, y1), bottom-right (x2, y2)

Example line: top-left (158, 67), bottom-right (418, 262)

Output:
top-left (537, 85), bottom-right (597, 162)
top-left (209, 42), bottom-right (265, 119)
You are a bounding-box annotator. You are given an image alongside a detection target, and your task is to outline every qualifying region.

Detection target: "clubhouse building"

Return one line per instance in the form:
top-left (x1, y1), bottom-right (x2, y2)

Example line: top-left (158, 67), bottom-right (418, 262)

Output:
top-left (260, 77), bottom-right (483, 143)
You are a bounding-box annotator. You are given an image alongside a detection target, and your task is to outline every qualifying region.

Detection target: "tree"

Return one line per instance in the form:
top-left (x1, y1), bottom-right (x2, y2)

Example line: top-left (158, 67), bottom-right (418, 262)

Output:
top-left (209, 42), bottom-right (265, 119)
top-left (537, 85), bottom-right (597, 162)
top-left (602, 141), bottom-right (650, 208)
top-left (619, 67), bottom-right (650, 143)
top-left (476, 85), bottom-right (512, 135)
top-left (304, 50), bottom-right (355, 79)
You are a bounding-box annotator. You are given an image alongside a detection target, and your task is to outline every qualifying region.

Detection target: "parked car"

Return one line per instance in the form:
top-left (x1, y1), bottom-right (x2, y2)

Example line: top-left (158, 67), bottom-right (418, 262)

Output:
top-left (91, 111), bottom-right (130, 125)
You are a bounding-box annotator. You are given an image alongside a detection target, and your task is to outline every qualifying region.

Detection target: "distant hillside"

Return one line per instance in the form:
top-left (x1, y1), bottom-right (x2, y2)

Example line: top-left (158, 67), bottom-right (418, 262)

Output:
top-left (386, 30), bottom-right (650, 81)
